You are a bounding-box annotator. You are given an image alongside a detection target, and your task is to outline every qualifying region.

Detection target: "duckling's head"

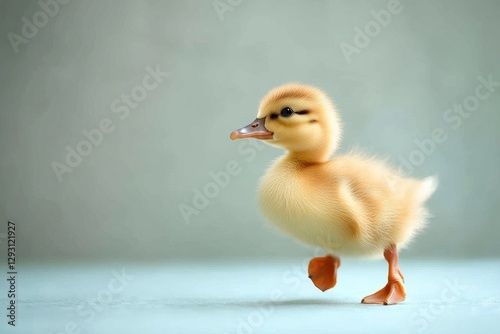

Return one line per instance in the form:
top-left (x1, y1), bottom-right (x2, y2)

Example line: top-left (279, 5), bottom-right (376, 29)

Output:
top-left (230, 83), bottom-right (342, 163)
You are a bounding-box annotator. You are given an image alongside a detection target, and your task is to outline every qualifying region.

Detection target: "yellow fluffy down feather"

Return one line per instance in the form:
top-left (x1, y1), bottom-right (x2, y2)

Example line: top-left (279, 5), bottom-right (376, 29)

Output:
top-left (238, 83), bottom-right (437, 258)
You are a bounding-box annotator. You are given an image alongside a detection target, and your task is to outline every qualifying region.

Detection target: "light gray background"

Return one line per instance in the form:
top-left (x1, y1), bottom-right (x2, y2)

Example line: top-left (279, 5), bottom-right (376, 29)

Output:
top-left (1, 0), bottom-right (499, 262)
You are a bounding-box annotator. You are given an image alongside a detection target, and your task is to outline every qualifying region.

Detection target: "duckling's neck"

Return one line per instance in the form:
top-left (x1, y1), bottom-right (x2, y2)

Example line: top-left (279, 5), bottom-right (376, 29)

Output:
top-left (286, 150), bottom-right (332, 164)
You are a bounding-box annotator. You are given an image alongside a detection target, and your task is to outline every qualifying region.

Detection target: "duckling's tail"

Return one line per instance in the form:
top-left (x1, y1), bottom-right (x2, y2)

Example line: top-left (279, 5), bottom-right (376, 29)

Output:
top-left (418, 176), bottom-right (438, 202)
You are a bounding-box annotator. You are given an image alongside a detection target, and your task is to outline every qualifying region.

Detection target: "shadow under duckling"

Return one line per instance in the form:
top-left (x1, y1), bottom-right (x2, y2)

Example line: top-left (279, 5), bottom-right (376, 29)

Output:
top-left (230, 83), bottom-right (437, 305)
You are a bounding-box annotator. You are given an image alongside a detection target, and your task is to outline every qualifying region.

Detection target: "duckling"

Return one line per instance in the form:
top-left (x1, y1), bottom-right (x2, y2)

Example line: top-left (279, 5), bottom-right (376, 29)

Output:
top-left (230, 83), bottom-right (437, 305)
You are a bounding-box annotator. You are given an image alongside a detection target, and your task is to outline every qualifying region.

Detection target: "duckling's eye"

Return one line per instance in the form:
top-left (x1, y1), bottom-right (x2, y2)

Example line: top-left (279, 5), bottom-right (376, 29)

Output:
top-left (280, 107), bottom-right (294, 118)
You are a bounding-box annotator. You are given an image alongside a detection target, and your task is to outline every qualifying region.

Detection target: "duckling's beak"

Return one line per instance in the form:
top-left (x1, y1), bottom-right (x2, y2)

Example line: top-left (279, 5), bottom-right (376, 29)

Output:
top-left (230, 117), bottom-right (274, 140)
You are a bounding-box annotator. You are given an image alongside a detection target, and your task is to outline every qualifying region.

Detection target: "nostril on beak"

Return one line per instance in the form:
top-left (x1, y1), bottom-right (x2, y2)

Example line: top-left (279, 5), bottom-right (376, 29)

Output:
top-left (251, 123), bottom-right (258, 128)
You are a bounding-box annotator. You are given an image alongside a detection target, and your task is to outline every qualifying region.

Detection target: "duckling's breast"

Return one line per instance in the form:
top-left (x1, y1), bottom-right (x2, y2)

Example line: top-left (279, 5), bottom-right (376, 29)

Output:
top-left (258, 158), bottom-right (350, 253)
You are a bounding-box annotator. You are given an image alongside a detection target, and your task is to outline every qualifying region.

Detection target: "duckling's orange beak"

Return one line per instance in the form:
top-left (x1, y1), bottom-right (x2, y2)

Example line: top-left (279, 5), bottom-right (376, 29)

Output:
top-left (230, 117), bottom-right (274, 140)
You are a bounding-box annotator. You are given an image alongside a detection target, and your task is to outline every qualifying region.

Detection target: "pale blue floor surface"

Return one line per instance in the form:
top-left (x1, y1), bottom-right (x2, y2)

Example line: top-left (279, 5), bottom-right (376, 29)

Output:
top-left (1, 259), bottom-right (500, 334)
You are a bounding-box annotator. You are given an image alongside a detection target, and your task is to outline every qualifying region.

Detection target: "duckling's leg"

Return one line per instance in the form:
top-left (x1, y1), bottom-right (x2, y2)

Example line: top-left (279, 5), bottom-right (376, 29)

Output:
top-left (361, 244), bottom-right (406, 305)
top-left (308, 255), bottom-right (341, 292)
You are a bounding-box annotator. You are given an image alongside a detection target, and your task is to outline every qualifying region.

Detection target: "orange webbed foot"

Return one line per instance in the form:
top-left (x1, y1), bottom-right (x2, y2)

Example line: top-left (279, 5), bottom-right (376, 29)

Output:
top-left (361, 278), bottom-right (406, 305)
top-left (308, 255), bottom-right (340, 292)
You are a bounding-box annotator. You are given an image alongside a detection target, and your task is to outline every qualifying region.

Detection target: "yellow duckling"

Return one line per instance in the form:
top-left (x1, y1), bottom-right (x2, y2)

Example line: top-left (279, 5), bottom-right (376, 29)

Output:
top-left (230, 83), bottom-right (437, 305)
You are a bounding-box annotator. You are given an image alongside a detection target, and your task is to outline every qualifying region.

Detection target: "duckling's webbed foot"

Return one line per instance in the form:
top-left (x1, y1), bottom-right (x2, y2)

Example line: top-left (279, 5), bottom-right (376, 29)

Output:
top-left (308, 255), bottom-right (341, 292)
top-left (362, 244), bottom-right (406, 305)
